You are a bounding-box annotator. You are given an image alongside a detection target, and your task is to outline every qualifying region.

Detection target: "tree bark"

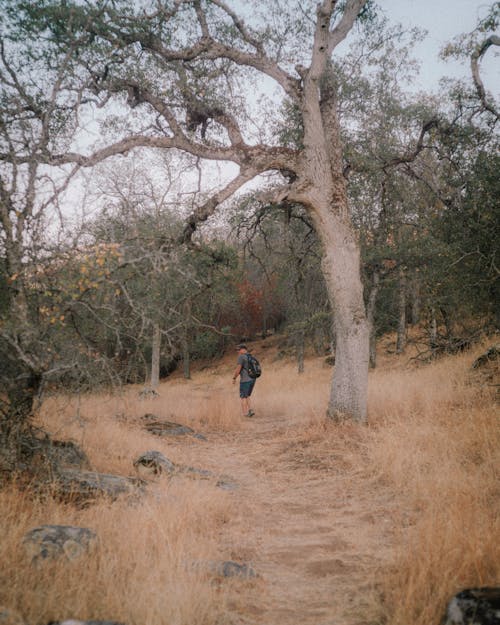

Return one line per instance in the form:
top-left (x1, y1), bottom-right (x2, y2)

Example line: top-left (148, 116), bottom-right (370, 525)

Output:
top-left (319, 217), bottom-right (369, 422)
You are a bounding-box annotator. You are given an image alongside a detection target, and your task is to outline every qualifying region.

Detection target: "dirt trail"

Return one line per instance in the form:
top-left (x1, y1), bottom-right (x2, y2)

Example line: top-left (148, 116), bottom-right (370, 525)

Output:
top-left (174, 408), bottom-right (397, 625)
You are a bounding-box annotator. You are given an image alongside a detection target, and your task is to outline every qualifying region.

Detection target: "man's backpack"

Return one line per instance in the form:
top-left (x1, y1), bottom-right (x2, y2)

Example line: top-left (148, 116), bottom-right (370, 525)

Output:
top-left (246, 353), bottom-right (262, 379)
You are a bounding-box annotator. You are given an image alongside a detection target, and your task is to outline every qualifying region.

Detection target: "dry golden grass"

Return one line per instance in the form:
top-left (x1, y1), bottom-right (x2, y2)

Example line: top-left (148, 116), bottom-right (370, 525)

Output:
top-left (1, 335), bottom-right (498, 624)
top-left (364, 345), bottom-right (500, 625)
top-left (0, 480), bottom-right (232, 625)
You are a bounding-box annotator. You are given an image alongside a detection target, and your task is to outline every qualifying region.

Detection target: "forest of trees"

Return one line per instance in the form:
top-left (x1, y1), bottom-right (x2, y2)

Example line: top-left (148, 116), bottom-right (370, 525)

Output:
top-left (0, 0), bottom-right (498, 470)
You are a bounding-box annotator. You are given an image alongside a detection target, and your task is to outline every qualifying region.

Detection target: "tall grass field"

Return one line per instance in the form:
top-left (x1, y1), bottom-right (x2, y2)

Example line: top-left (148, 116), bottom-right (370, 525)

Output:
top-left (0, 336), bottom-right (498, 624)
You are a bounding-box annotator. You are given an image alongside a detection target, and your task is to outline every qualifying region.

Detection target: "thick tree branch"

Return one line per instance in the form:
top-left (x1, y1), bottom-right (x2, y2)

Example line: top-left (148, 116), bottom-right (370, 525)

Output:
top-left (182, 166), bottom-right (259, 242)
top-left (91, 5), bottom-right (301, 101)
top-left (470, 34), bottom-right (500, 120)
top-left (381, 119), bottom-right (439, 171)
top-left (209, 0), bottom-right (265, 54)
top-left (329, 0), bottom-right (368, 53)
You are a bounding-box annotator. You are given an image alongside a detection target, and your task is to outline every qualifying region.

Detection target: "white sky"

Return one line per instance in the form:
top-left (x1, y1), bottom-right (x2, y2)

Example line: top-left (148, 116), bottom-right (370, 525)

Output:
top-left (378, 0), bottom-right (499, 94)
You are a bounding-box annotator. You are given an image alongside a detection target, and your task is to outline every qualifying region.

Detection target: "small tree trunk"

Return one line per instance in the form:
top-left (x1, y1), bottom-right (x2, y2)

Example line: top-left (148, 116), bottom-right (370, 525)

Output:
top-left (367, 269), bottom-right (380, 369)
top-left (296, 330), bottom-right (305, 374)
top-left (182, 338), bottom-right (191, 379)
top-left (150, 323), bottom-right (161, 390)
top-left (410, 273), bottom-right (421, 325)
top-left (396, 267), bottom-right (407, 354)
top-left (313, 325), bottom-right (326, 356)
top-left (429, 307), bottom-right (438, 354)
top-left (182, 300), bottom-right (191, 380)
top-left (441, 307), bottom-right (453, 349)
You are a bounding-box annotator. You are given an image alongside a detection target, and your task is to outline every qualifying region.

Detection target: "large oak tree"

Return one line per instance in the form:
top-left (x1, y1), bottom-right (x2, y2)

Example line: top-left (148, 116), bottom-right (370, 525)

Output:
top-left (10, 0), bottom-right (383, 421)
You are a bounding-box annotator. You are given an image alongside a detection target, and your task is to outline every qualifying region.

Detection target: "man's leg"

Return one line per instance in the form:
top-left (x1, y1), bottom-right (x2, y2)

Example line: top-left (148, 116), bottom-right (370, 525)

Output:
top-left (245, 381), bottom-right (255, 416)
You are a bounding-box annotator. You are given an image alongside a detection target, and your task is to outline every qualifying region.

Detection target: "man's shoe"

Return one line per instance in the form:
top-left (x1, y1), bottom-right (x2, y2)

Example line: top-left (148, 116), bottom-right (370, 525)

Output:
top-left (246, 410), bottom-right (255, 417)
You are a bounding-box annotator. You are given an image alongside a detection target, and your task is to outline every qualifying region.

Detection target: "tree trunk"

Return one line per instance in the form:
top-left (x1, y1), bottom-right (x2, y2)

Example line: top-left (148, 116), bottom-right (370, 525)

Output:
top-left (367, 269), bottom-right (380, 369)
top-left (296, 329), bottom-right (305, 374)
top-left (410, 273), bottom-right (421, 325)
top-left (150, 323), bottom-right (161, 390)
top-left (300, 66), bottom-right (370, 423)
top-left (182, 299), bottom-right (191, 380)
top-left (182, 338), bottom-right (191, 380)
top-left (396, 267), bottom-right (407, 354)
top-left (313, 325), bottom-right (326, 356)
top-left (429, 307), bottom-right (438, 354)
top-left (316, 215), bottom-right (369, 422)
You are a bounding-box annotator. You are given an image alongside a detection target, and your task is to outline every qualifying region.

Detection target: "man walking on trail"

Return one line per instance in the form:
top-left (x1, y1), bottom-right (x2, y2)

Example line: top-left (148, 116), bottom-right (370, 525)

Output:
top-left (232, 344), bottom-right (255, 418)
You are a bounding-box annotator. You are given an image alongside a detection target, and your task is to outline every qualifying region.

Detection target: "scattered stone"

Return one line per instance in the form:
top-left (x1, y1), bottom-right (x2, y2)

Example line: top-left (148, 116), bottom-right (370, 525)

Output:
top-left (215, 478), bottom-right (239, 491)
top-left (0, 608), bottom-right (25, 625)
top-left (142, 416), bottom-right (207, 441)
top-left (442, 587), bottom-right (500, 625)
top-left (132, 452), bottom-right (237, 490)
top-left (177, 465), bottom-right (237, 490)
top-left (211, 560), bottom-right (256, 579)
top-left (53, 469), bottom-right (143, 505)
top-left (139, 387), bottom-right (159, 399)
top-left (133, 451), bottom-right (175, 478)
top-left (23, 525), bottom-right (97, 564)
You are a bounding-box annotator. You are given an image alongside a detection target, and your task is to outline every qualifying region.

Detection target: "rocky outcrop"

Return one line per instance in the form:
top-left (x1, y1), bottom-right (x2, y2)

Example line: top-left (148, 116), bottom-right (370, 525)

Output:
top-left (22, 431), bottom-right (91, 476)
top-left (142, 415), bottom-right (207, 441)
top-left (442, 587), bottom-right (500, 625)
top-left (53, 469), bottom-right (143, 505)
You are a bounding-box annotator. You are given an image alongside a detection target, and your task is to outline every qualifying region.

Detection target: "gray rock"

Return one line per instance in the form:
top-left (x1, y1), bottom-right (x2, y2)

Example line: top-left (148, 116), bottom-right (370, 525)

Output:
top-left (442, 588), bottom-right (500, 625)
top-left (30, 434), bottom-right (91, 473)
top-left (211, 560), bottom-right (256, 579)
top-left (142, 416), bottom-right (207, 441)
top-left (132, 453), bottom-right (237, 490)
top-left (139, 387), bottom-right (159, 399)
top-left (0, 608), bottom-right (25, 625)
top-left (177, 465), bottom-right (237, 490)
top-left (23, 525), bottom-right (97, 563)
top-left (54, 469), bottom-right (144, 505)
top-left (133, 451), bottom-right (175, 478)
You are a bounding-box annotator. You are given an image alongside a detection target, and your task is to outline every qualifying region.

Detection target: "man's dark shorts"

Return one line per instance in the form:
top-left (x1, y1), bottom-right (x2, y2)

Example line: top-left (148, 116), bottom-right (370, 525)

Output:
top-left (239, 379), bottom-right (256, 398)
